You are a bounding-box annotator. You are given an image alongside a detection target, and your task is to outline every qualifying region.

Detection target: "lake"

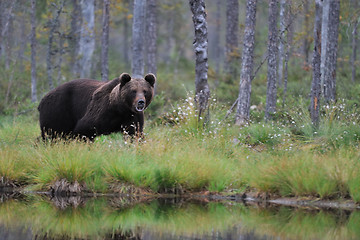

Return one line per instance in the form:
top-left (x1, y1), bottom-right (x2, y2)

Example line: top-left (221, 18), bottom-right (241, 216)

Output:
top-left (1, 193), bottom-right (360, 240)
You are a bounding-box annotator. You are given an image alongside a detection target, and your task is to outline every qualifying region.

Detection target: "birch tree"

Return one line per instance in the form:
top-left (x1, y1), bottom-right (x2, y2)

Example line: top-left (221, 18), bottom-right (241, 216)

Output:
top-left (189, 0), bottom-right (210, 120)
top-left (277, 0), bottom-right (286, 87)
top-left (69, 0), bottom-right (81, 76)
top-left (101, 0), bottom-right (110, 81)
top-left (31, 0), bottom-right (37, 103)
top-left (146, 0), bottom-right (157, 76)
top-left (132, 0), bottom-right (146, 77)
top-left (282, 0), bottom-right (292, 106)
top-left (78, 0), bottom-right (95, 78)
top-left (323, 0), bottom-right (340, 102)
top-left (320, 0), bottom-right (329, 94)
top-left (265, 0), bottom-right (279, 121)
top-left (302, 0), bottom-right (310, 65)
top-left (224, 0), bottom-right (239, 81)
top-left (214, 0), bottom-right (221, 81)
top-left (235, 0), bottom-right (257, 126)
top-left (0, 1), bottom-right (15, 60)
top-left (351, 0), bottom-right (358, 83)
top-left (310, 0), bottom-right (322, 127)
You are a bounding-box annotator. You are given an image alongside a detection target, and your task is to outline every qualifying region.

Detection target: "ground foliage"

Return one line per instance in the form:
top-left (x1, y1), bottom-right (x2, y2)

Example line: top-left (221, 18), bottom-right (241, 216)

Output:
top-left (0, 88), bottom-right (359, 201)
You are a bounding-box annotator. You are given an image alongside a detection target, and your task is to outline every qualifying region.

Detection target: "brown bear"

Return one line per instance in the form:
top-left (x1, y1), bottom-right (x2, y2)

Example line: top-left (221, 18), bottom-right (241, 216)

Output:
top-left (38, 73), bottom-right (156, 141)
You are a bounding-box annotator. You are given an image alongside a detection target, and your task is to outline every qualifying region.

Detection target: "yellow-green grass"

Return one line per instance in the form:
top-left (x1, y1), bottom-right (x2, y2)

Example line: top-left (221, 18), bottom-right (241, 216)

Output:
top-left (0, 99), bottom-right (360, 201)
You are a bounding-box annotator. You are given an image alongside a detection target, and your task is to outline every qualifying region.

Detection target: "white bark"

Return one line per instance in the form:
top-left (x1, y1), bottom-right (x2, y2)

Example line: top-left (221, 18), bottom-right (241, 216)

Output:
top-left (323, 0), bottom-right (340, 102)
top-left (132, 0), bottom-right (146, 78)
top-left (277, 0), bottom-right (286, 87)
top-left (189, 0), bottom-right (210, 119)
top-left (146, 0), bottom-right (157, 76)
top-left (265, 0), bottom-right (279, 121)
top-left (320, 0), bottom-right (329, 94)
top-left (235, 0), bottom-right (257, 126)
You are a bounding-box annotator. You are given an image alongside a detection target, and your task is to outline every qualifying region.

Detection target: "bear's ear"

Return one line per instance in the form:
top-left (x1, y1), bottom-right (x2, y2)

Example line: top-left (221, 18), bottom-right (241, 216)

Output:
top-left (144, 73), bottom-right (156, 87)
top-left (119, 73), bottom-right (131, 87)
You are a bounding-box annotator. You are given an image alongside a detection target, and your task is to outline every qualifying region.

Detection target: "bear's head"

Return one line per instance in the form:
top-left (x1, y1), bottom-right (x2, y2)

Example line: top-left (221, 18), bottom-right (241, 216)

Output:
top-left (112, 73), bottom-right (156, 113)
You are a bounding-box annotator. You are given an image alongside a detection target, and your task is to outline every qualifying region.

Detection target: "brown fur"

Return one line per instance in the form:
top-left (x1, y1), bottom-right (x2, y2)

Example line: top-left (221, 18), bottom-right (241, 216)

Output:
top-left (38, 73), bottom-right (156, 141)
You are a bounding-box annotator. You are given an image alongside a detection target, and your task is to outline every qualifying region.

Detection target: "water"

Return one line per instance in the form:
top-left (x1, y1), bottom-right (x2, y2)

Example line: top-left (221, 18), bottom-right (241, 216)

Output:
top-left (0, 193), bottom-right (360, 240)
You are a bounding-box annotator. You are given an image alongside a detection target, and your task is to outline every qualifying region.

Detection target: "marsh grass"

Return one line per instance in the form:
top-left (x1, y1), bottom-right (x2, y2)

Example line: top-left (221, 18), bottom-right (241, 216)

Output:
top-left (0, 97), bottom-right (359, 200)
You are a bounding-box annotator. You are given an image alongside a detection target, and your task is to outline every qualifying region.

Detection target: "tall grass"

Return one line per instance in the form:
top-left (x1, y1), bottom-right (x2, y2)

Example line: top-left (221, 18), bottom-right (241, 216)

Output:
top-left (0, 97), bottom-right (359, 201)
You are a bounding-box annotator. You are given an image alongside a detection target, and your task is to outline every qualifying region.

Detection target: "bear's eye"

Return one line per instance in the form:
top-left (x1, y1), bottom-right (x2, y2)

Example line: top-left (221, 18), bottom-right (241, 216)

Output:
top-left (143, 90), bottom-right (147, 95)
top-left (132, 90), bottom-right (137, 95)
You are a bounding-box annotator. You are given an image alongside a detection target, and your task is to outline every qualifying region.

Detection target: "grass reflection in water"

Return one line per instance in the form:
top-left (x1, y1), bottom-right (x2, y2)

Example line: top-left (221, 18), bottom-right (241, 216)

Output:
top-left (0, 195), bottom-right (360, 240)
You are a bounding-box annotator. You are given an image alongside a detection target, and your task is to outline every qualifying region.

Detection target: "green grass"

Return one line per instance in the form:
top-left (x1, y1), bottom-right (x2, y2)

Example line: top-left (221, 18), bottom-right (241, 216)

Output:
top-left (0, 97), bottom-right (359, 201)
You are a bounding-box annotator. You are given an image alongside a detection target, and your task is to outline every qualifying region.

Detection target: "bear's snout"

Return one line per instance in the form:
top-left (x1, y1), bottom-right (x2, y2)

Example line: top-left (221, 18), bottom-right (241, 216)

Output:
top-left (136, 99), bottom-right (146, 112)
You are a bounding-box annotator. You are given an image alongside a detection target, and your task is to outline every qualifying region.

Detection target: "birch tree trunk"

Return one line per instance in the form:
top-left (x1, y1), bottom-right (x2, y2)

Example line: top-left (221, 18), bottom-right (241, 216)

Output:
top-left (214, 0), bottom-right (221, 87)
top-left (351, 0), bottom-right (358, 83)
top-left (78, 0), bottom-right (95, 79)
top-left (224, 0), bottom-right (239, 81)
top-left (101, 0), bottom-right (110, 81)
top-left (282, 0), bottom-right (292, 106)
top-left (235, 0), bottom-right (257, 126)
top-left (277, 0), bottom-right (286, 87)
top-left (303, 0), bottom-right (310, 65)
top-left (132, 0), bottom-right (146, 78)
top-left (146, 0), bottom-right (157, 76)
top-left (0, 1), bottom-right (15, 60)
top-left (70, 0), bottom-right (81, 76)
top-left (320, 0), bottom-right (329, 94)
top-left (310, 0), bottom-right (322, 127)
top-left (46, 0), bottom-right (65, 90)
top-left (265, 0), bottom-right (279, 121)
top-left (17, 4), bottom-right (27, 71)
top-left (323, 0), bottom-right (340, 102)
top-left (189, 0), bottom-right (210, 120)
top-left (30, 0), bottom-right (37, 103)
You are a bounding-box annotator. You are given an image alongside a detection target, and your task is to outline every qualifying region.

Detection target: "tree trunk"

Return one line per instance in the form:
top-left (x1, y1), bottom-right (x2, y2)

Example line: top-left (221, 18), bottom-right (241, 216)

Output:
top-left (0, 1), bottom-right (15, 60)
top-left (214, 0), bottom-right (221, 87)
top-left (224, 0), bottom-right (239, 81)
top-left (69, 0), bottom-right (81, 76)
top-left (320, 0), bottom-right (329, 95)
top-left (146, 0), bottom-right (157, 76)
top-left (5, 15), bottom-right (14, 70)
top-left (303, 0), bottom-right (310, 65)
top-left (57, 32), bottom-right (64, 86)
top-left (351, 0), bottom-right (358, 83)
top-left (265, 0), bottom-right (279, 121)
top-left (17, 3), bottom-right (27, 71)
top-left (277, 0), bottom-right (286, 87)
top-left (101, 0), bottom-right (110, 81)
top-left (132, 0), bottom-right (146, 77)
top-left (282, 0), bottom-right (293, 107)
top-left (78, 0), bottom-right (95, 79)
top-left (123, 0), bottom-right (130, 68)
top-left (235, 0), bottom-right (257, 126)
top-left (30, 0), bottom-right (37, 103)
top-left (189, 0), bottom-right (210, 120)
top-left (310, 0), bottom-right (322, 127)
top-left (46, 0), bottom-right (65, 90)
top-left (323, 0), bottom-right (340, 103)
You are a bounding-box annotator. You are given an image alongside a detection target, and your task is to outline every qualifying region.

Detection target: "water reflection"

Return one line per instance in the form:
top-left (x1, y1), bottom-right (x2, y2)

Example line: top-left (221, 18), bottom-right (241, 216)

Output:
top-left (0, 193), bottom-right (359, 240)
